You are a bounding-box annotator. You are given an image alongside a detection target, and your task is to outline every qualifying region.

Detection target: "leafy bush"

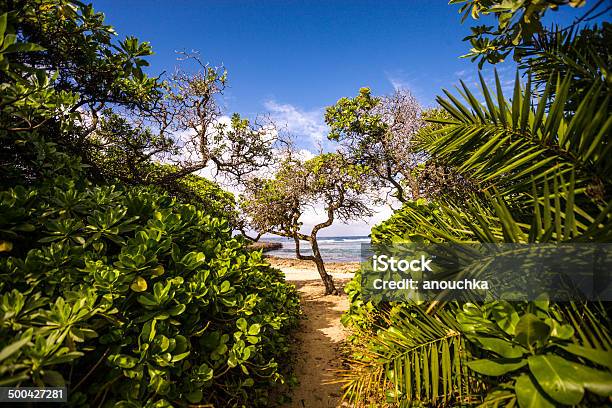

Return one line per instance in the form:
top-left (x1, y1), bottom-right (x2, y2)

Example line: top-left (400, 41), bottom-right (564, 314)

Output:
top-left (340, 17), bottom-right (612, 406)
top-left (0, 4), bottom-right (301, 406)
top-left (0, 176), bottom-right (300, 407)
top-left (370, 199), bottom-right (440, 245)
top-left (457, 301), bottom-right (612, 407)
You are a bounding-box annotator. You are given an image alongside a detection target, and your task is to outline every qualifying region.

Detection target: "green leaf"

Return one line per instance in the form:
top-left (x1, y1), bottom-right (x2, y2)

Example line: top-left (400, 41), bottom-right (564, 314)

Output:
top-left (571, 364), bottom-right (612, 397)
top-left (0, 240), bottom-right (13, 252)
top-left (528, 354), bottom-right (584, 405)
top-left (0, 334), bottom-right (31, 362)
top-left (248, 324), bottom-right (261, 336)
top-left (158, 336), bottom-right (170, 352)
top-left (561, 344), bottom-right (612, 370)
top-left (15, 223), bottom-right (36, 232)
top-left (198, 363), bottom-right (213, 382)
top-left (141, 320), bottom-right (157, 343)
top-left (4, 42), bottom-right (46, 53)
top-left (227, 351), bottom-right (238, 368)
top-left (42, 370), bottom-right (65, 386)
top-left (137, 294), bottom-right (158, 306)
top-left (236, 318), bottom-right (248, 332)
top-left (185, 389), bottom-right (202, 403)
top-left (171, 351), bottom-right (190, 362)
top-left (467, 358), bottom-right (527, 376)
top-left (130, 276), bottom-right (147, 292)
top-left (475, 337), bottom-right (525, 358)
top-left (219, 280), bottom-right (231, 293)
top-left (151, 265), bottom-right (165, 276)
top-left (491, 301), bottom-right (520, 335)
top-left (551, 324), bottom-right (574, 340)
top-left (515, 374), bottom-right (555, 408)
top-left (168, 304), bottom-right (186, 316)
top-left (515, 313), bottom-right (550, 348)
top-left (0, 372), bottom-right (30, 387)
top-left (0, 13), bottom-right (7, 39)
top-left (109, 354), bottom-right (138, 369)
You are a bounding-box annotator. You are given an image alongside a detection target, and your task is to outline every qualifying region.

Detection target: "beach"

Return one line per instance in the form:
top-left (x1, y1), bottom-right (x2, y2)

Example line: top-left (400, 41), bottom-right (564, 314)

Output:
top-left (266, 255), bottom-right (360, 281)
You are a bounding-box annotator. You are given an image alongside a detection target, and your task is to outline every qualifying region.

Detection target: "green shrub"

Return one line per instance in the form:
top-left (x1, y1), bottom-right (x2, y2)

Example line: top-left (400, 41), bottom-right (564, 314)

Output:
top-left (150, 164), bottom-right (238, 225)
top-left (342, 199), bottom-right (442, 336)
top-left (340, 67), bottom-right (612, 405)
top-left (0, 176), bottom-right (300, 407)
top-left (370, 199), bottom-right (440, 245)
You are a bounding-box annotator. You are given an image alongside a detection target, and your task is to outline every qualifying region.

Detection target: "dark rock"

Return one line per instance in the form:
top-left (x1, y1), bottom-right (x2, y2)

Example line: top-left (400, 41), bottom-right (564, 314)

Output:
top-left (247, 241), bottom-right (282, 252)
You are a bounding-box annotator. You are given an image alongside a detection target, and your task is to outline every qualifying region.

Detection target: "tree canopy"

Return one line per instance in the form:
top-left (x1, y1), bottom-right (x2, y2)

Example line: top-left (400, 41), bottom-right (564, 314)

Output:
top-left (325, 87), bottom-right (424, 202)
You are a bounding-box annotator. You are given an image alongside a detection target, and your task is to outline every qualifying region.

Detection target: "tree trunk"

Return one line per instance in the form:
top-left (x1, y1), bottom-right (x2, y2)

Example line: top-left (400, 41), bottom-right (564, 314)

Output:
top-left (311, 237), bottom-right (338, 295)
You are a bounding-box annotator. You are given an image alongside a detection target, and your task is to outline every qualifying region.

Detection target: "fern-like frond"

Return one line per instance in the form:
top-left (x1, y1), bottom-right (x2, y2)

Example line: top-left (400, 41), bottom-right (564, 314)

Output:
top-left (520, 23), bottom-right (611, 108)
top-left (418, 71), bottom-right (611, 209)
top-left (340, 305), bottom-right (482, 407)
top-left (562, 302), bottom-right (612, 353)
top-left (376, 169), bottom-right (612, 245)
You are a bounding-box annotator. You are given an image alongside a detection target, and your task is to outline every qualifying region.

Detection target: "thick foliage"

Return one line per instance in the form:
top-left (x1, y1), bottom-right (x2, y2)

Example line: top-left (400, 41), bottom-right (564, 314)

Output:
top-left (341, 10), bottom-right (611, 407)
top-left (340, 301), bottom-right (481, 407)
top-left (0, 1), bottom-right (159, 187)
top-left (174, 171), bottom-right (238, 224)
top-left (0, 177), bottom-right (300, 407)
top-left (451, 0), bottom-right (597, 67)
top-left (457, 301), bottom-right (612, 407)
top-left (0, 2), bottom-right (301, 407)
top-left (519, 23), bottom-right (611, 111)
top-left (325, 88), bottom-right (424, 202)
top-left (344, 194), bottom-right (612, 406)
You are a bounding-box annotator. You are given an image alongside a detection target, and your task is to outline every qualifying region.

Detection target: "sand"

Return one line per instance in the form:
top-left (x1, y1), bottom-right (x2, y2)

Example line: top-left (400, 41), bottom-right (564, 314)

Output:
top-left (266, 256), bottom-right (357, 408)
top-left (267, 256), bottom-right (359, 281)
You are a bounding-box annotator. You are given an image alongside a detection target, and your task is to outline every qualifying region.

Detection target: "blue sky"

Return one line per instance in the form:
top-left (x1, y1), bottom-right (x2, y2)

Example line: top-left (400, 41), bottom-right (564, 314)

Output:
top-left (99, 0), bottom-right (479, 112)
top-left (95, 0), bottom-right (600, 235)
top-left (96, 1), bottom-right (590, 140)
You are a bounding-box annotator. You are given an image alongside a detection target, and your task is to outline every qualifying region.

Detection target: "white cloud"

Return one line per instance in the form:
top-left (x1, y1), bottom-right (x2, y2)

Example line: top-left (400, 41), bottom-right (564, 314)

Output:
top-left (386, 72), bottom-right (412, 92)
top-left (295, 148), bottom-right (315, 161)
top-left (264, 100), bottom-right (328, 148)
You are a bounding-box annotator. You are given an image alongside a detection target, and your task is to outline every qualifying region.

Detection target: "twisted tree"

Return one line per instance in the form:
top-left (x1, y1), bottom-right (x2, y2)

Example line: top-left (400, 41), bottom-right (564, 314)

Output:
top-left (241, 152), bottom-right (373, 295)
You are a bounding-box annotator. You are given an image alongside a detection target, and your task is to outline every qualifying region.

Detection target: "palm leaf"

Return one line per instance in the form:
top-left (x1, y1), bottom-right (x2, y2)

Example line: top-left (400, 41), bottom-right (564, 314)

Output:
top-left (419, 70), bottom-right (610, 213)
top-left (339, 305), bottom-right (481, 406)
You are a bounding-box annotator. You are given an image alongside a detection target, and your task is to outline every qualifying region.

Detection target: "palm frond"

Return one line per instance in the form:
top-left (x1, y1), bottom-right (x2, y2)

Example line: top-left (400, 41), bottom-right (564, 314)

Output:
top-left (520, 23), bottom-right (611, 106)
top-left (418, 71), bottom-right (611, 209)
top-left (562, 302), bottom-right (612, 352)
top-left (377, 168), bottom-right (612, 245)
top-left (339, 305), bottom-right (482, 407)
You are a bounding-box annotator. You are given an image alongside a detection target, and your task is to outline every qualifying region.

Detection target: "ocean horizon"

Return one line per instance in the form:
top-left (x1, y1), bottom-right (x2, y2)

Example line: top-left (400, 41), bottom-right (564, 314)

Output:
top-left (262, 235), bottom-right (369, 262)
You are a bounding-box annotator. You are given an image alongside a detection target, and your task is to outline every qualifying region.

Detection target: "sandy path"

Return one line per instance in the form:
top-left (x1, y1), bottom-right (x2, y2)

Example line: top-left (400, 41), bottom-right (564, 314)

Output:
top-left (267, 257), bottom-right (356, 408)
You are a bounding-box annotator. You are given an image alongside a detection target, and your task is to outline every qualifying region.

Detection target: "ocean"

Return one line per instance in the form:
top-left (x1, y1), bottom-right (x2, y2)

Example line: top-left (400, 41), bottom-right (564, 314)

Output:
top-left (263, 236), bottom-right (369, 262)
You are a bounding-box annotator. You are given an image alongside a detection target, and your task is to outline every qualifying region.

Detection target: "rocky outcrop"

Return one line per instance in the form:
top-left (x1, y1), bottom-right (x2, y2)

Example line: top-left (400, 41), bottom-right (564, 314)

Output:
top-left (247, 241), bottom-right (282, 252)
